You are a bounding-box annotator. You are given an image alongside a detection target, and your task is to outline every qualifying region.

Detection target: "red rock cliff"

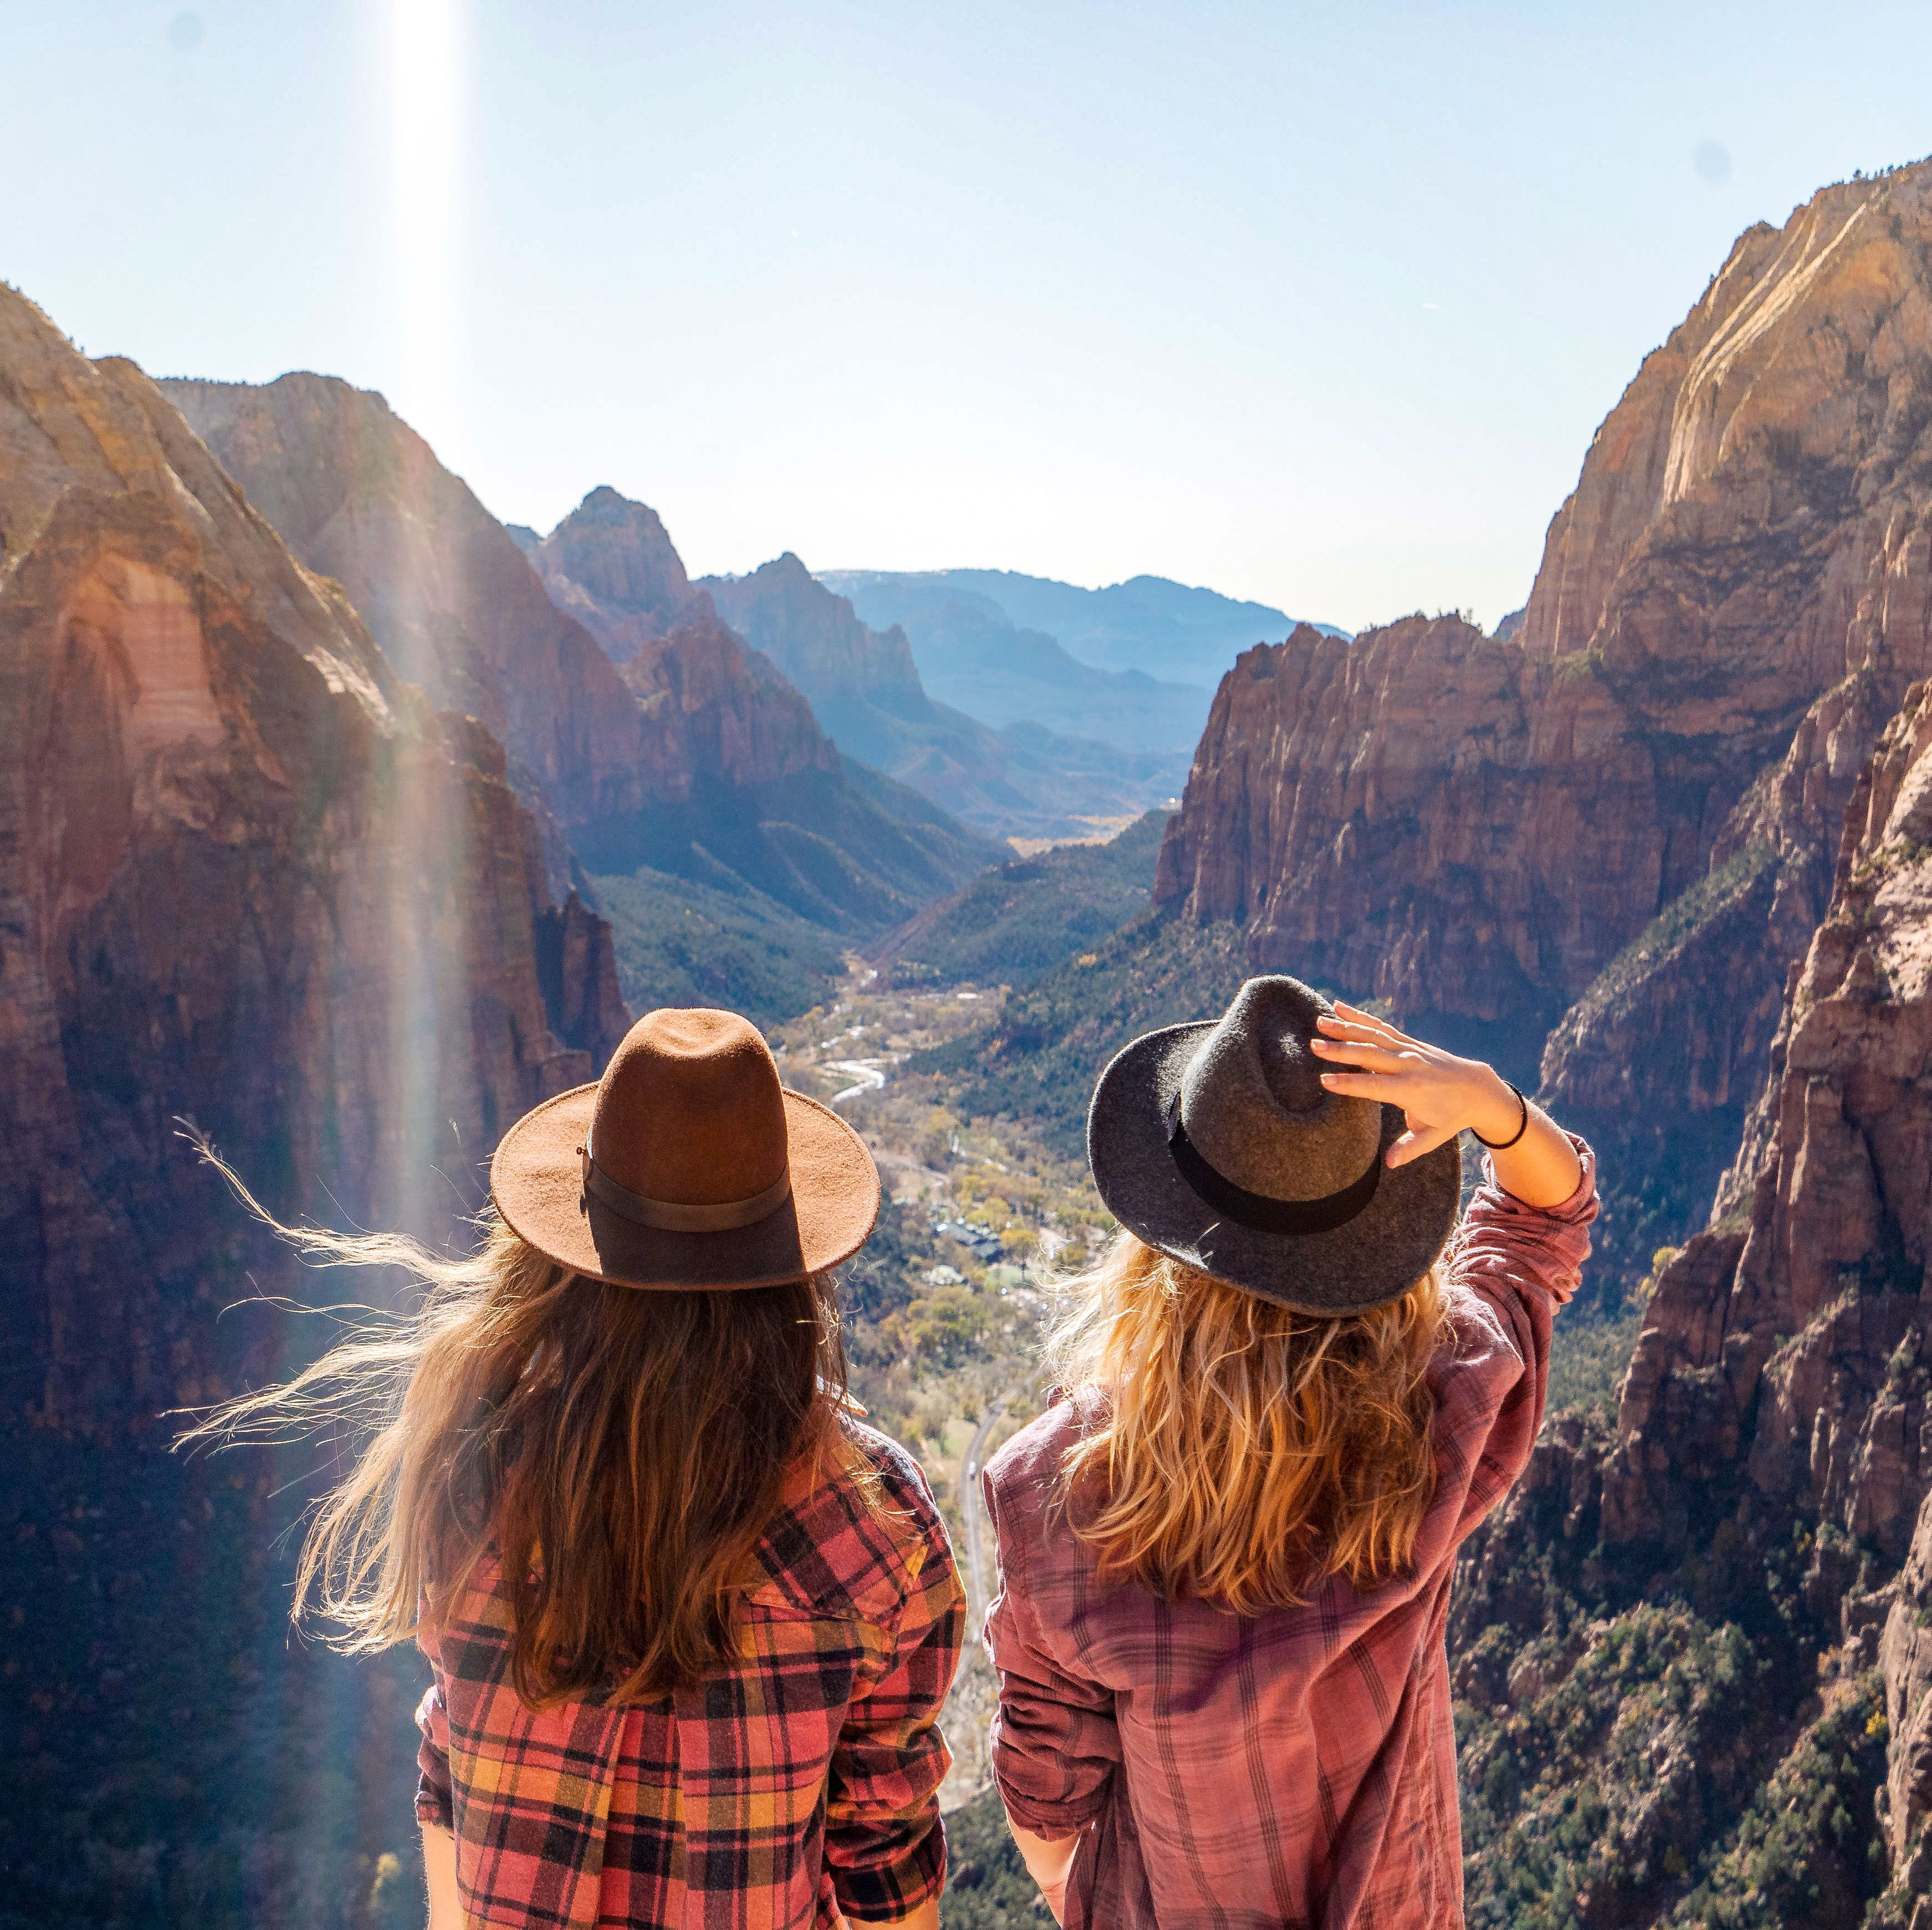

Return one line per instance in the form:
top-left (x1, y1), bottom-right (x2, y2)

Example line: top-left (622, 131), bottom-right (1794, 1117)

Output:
top-left (1, 292), bottom-right (627, 1430)
top-left (1157, 161), bottom-right (1932, 1259)
top-left (529, 485), bottom-right (709, 663)
top-left (163, 383), bottom-right (835, 819)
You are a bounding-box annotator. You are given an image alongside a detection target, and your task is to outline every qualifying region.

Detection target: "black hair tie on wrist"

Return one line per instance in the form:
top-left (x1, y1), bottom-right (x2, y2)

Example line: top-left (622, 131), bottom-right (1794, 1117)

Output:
top-left (1472, 1080), bottom-right (1529, 1151)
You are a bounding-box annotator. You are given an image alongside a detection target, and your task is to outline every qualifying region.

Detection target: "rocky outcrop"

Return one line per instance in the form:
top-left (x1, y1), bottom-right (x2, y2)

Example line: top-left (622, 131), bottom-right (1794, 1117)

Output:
top-left (527, 485), bottom-right (709, 663)
top-left (1609, 680), bottom-right (1932, 1545)
top-left (616, 606), bottom-right (838, 796)
top-left (1488, 677), bottom-right (1932, 1919)
top-left (1, 290), bottom-right (627, 1431)
top-left (1153, 614), bottom-right (1656, 1062)
top-left (1158, 161), bottom-right (1932, 1260)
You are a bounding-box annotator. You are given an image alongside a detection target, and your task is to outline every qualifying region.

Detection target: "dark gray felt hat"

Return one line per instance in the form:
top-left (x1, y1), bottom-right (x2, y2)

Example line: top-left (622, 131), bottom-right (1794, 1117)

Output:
top-left (1086, 975), bottom-right (1460, 1314)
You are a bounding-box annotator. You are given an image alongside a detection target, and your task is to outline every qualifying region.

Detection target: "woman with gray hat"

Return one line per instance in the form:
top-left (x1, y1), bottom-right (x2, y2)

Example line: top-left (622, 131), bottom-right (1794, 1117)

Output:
top-left (186, 1007), bottom-right (965, 1930)
top-left (980, 976), bottom-right (1594, 1928)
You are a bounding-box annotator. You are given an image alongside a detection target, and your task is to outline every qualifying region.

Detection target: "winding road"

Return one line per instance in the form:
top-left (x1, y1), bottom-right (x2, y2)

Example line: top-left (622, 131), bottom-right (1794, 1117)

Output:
top-left (824, 1059), bottom-right (887, 1107)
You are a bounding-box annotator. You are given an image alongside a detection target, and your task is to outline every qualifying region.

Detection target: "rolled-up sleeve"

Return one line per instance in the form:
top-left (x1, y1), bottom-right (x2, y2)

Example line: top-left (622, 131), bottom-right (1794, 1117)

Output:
top-left (823, 1522), bottom-right (967, 1921)
top-left (983, 1465), bottom-right (1122, 1839)
top-left (1438, 1134), bottom-right (1599, 1539)
top-left (414, 1674), bottom-right (454, 1830)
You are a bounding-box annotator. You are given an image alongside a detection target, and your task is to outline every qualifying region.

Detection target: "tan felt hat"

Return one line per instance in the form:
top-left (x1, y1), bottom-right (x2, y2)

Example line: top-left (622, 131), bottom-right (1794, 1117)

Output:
top-left (491, 1007), bottom-right (879, 1289)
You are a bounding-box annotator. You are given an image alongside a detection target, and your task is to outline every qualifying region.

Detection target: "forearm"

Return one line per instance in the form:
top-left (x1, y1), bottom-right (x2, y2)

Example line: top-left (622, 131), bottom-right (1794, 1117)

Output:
top-left (421, 1823), bottom-right (461, 1929)
top-left (1008, 1816), bottom-right (1077, 1924)
top-left (1475, 1086), bottom-right (1583, 1210)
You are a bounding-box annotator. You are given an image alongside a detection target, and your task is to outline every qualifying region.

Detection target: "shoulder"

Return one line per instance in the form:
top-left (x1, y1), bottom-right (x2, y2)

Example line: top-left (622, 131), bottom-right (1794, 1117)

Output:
top-left (983, 1395), bottom-right (1085, 1530)
top-left (751, 1416), bottom-right (957, 1626)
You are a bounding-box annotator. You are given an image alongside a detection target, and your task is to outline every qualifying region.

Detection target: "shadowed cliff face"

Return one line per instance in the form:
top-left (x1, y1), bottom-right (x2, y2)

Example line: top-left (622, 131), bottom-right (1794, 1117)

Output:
top-left (1157, 162), bottom-right (1932, 1271)
top-left (1611, 680), bottom-right (1932, 1558)
top-left (1, 293), bottom-right (628, 1431)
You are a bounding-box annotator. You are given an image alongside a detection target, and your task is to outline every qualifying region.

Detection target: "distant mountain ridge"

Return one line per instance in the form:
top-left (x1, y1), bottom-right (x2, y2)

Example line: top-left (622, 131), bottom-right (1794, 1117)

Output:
top-left (822, 566), bottom-right (1342, 688)
top-left (818, 571), bottom-right (1216, 754)
top-left (701, 553), bottom-right (1189, 842)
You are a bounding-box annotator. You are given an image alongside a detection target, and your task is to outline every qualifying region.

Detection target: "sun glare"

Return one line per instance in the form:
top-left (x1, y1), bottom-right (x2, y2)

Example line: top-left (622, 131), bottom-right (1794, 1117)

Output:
top-left (387, 0), bottom-right (471, 1246)
top-left (391, 0), bottom-right (464, 443)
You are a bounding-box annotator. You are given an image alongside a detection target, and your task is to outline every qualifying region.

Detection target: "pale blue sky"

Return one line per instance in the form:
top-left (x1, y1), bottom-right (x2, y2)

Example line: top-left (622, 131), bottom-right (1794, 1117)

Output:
top-left (7, 1), bottom-right (1932, 630)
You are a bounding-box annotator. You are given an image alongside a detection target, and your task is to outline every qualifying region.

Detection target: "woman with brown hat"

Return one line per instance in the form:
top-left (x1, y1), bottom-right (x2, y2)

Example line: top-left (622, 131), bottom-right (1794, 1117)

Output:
top-left (981, 977), bottom-right (1595, 1928)
top-left (190, 1008), bottom-right (965, 1930)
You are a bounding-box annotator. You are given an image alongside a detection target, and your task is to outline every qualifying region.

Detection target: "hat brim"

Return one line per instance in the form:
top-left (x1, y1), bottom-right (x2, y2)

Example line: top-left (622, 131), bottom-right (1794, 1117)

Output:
top-left (1087, 1023), bottom-right (1460, 1315)
top-left (491, 1084), bottom-right (879, 1290)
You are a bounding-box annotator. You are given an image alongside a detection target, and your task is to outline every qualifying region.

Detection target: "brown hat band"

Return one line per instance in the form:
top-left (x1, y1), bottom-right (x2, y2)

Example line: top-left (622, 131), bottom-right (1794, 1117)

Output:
top-left (578, 1144), bottom-right (793, 1233)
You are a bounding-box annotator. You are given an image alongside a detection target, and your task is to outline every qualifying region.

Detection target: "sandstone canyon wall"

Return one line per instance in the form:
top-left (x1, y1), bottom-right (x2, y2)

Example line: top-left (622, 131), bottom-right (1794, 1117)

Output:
top-left (162, 400), bottom-right (995, 966)
top-left (1156, 160), bottom-right (1932, 1272)
top-left (1, 293), bottom-right (629, 1428)
top-left (1437, 677), bottom-right (1932, 1926)
top-left (0, 290), bottom-right (635, 1925)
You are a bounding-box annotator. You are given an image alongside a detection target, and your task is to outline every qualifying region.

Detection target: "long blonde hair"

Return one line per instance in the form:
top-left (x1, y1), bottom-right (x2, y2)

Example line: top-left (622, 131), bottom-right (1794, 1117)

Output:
top-left (177, 1154), bottom-right (856, 1706)
top-left (1046, 1233), bottom-right (1448, 1612)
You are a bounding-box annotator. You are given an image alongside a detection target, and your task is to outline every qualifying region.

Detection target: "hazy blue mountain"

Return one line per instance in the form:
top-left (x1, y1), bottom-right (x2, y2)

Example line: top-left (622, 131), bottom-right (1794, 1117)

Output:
top-left (814, 574), bottom-right (1213, 754)
top-left (700, 554), bottom-right (1190, 841)
top-left (822, 566), bottom-right (1343, 688)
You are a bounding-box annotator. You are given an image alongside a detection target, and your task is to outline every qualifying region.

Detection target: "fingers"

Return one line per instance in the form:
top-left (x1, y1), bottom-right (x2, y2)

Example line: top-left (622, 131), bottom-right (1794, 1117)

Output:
top-left (1311, 1037), bottom-right (1412, 1073)
top-left (1322, 1002), bottom-right (1415, 1049)
top-left (1386, 1120), bottom-right (1457, 1168)
top-left (1314, 1069), bottom-right (1407, 1099)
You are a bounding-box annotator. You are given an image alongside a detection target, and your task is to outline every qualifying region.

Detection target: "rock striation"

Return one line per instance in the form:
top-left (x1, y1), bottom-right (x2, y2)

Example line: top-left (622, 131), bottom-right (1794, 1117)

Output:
top-left (1, 291), bottom-right (627, 1431)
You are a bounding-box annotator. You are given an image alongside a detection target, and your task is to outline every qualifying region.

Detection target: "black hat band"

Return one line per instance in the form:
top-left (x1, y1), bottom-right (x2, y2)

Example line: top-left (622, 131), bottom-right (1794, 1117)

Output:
top-left (1166, 1107), bottom-right (1386, 1237)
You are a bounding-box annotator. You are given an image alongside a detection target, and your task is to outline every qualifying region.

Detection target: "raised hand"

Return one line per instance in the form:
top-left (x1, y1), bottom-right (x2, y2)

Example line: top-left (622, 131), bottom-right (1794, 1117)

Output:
top-left (1309, 1001), bottom-right (1583, 1208)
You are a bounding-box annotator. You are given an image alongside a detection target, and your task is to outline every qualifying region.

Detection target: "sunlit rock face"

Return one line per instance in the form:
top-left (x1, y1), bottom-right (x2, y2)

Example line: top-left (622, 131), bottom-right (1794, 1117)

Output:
top-left (527, 486), bottom-right (840, 793)
top-left (1156, 161), bottom-right (1932, 1266)
top-left (1, 291), bottom-right (627, 1430)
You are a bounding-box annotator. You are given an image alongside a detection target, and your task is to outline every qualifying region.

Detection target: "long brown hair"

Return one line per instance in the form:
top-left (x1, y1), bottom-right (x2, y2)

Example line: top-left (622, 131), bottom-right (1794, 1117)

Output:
top-left (179, 1157), bottom-right (856, 1705)
top-left (1046, 1232), bottom-right (1448, 1612)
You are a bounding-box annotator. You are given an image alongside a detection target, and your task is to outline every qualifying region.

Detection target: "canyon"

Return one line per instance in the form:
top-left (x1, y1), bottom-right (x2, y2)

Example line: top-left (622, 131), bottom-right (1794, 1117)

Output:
top-left (164, 387), bottom-right (998, 1013)
top-left (15, 140), bottom-right (1932, 1930)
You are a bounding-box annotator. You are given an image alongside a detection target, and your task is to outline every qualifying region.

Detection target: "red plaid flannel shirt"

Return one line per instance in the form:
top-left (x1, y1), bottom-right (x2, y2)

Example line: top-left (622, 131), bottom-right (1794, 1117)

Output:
top-left (415, 1420), bottom-right (964, 1928)
top-left (984, 1142), bottom-right (1598, 1929)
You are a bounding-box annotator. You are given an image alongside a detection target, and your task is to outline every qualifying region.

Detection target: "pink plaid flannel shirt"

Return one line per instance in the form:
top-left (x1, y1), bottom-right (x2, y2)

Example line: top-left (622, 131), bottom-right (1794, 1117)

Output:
top-left (984, 1142), bottom-right (1597, 1929)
